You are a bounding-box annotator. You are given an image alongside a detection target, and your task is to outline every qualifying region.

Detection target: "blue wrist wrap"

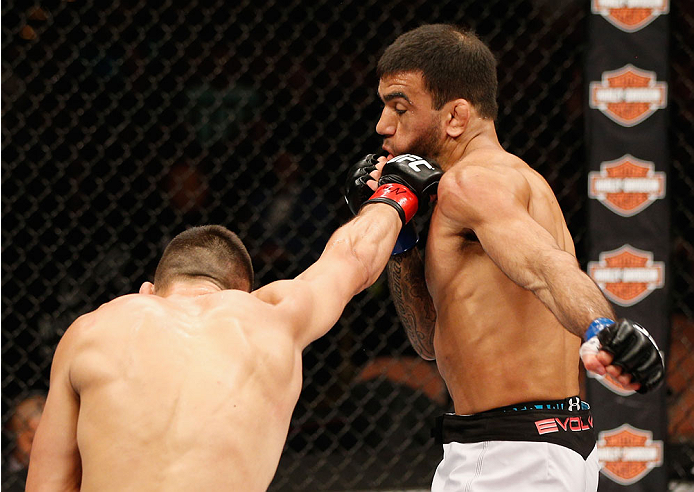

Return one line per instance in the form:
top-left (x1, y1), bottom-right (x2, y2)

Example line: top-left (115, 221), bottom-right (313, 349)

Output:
top-left (392, 222), bottom-right (419, 255)
top-left (585, 317), bottom-right (614, 341)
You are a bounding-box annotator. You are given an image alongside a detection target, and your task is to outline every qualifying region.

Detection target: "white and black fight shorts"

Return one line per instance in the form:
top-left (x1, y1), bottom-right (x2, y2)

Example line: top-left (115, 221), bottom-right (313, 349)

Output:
top-left (432, 396), bottom-right (599, 492)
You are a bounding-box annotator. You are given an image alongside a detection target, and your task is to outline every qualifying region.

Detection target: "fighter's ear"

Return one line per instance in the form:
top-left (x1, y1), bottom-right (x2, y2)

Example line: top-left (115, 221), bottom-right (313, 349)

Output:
top-left (139, 281), bottom-right (155, 295)
top-left (445, 99), bottom-right (470, 138)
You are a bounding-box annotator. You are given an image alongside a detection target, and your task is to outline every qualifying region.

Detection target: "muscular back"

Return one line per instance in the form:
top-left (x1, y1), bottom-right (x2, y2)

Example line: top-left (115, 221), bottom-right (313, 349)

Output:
top-left (28, 206), bottom-right (402, 492)
top-left (69, 292), bottom-right (303, 492)
top-left (426, 149), bottom-right (580, 414)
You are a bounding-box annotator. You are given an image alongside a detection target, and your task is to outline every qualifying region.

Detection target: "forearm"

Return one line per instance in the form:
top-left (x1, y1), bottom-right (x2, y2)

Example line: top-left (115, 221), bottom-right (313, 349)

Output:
top-left (533, 251), bottom-right (616, 339)
top-left (331, 204), bottom-right (402, 294)
top-left (479, 218), bottom-right (616, 340)
top-left (387, 247), bottom-right (437, 360)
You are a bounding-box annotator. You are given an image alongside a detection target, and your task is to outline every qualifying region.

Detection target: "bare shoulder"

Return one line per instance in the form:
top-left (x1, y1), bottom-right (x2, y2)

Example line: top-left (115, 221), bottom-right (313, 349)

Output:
top-left (251, 279), bottom-right (312, 319)
top-left (61, 294), bottom-right (158, 343)
top-left (250, 278), bottom-right (325, 339)
top-left (50, 300), bottom-right (109, 369)
top-left (438, 149), bottom-right (531, 222)
top-left (251, 279), bottom-right (296, 305)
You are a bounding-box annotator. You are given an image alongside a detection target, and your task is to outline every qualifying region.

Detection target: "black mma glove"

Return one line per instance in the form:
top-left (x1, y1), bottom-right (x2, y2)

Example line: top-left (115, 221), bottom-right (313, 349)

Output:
top-left (581, 317), bottom-right (664, 394)
top-left (365, 154), bottom-right (443, 225)
top-left (344, 154), bottom-right (379, 215)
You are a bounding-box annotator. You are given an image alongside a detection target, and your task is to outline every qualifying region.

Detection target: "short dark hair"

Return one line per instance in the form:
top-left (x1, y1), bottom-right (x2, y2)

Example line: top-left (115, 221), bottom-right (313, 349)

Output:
top-left (154, 225), bottom-right (254, 293)
top-left (377, 24), bottom-right (498, 120)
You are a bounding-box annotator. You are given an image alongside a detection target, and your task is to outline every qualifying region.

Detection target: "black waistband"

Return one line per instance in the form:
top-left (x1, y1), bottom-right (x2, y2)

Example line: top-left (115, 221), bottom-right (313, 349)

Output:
top-left (479, 396), bottom-right (590, 414)
top-left (434, 398), bottom-right (596, 460)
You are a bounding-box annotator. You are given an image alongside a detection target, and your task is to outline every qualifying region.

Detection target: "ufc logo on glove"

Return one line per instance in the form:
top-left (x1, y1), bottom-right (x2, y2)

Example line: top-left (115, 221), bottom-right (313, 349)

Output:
top-left (389, 154), bottom-right (436, 172)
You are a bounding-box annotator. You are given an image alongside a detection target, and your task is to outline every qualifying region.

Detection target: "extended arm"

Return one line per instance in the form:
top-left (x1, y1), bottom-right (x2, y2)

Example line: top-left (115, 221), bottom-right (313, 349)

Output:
top-left (345, 154), bottom-right (442, 360)
top-left (437, 166), bottom-right (614, 339)
top-left (26, 320), bottom-right (83, 491)
top-left (438, 166), bottom-right (664, 393)
top-left (257, 153), bottom-right (443, 349)
top-left (254, 204), bottom-right (402, 348)
top-left (387, 247), bottom-right (436, 360)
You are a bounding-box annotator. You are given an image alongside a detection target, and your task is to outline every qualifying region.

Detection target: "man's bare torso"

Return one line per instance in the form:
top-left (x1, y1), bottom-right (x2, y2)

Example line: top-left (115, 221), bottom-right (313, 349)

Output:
top-left (425, 149), bottom-right (581, 414)
top-left (69, 291), bottom-right (303, 491)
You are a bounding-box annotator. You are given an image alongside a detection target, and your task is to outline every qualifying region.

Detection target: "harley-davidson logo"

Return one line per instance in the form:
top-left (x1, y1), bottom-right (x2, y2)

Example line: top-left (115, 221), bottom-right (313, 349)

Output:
top-left (588, 245), bottom-right (664, 307)
top-left (588, 154), bottom-right (666, 217)
top-left (589, 65), bottom-right (667, 127)
top-left (597, 424), bottom-right (663, 485)
top-left (592, 0), bottom-right (669, 33)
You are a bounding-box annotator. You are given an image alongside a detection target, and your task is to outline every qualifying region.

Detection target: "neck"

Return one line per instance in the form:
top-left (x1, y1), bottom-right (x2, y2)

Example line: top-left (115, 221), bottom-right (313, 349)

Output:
top-left (439, 117), bottom-right (501, 171)
top-left (156, 281), bottom-right (223, 298)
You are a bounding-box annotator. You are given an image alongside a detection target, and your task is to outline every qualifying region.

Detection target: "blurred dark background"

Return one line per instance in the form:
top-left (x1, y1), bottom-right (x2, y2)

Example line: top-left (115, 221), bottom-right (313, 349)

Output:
top-left (2, 1), bottom-right (692, 490)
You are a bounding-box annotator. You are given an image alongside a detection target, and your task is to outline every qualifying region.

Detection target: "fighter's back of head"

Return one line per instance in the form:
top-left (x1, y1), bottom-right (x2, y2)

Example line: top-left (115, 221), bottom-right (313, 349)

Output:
top-left (377, 23), bottom-right (498, 120)
top-left (154, 225), bottom-right (254, 294)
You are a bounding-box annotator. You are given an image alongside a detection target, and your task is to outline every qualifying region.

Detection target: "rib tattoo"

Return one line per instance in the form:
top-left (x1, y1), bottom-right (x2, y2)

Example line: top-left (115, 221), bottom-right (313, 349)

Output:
top-left (387, 251), bottom-right (437, 360)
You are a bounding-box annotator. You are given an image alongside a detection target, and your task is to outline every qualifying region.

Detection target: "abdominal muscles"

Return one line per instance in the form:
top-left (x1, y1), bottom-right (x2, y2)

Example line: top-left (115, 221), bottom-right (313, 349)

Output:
top-left (427, 240), bottom-right (580, 415)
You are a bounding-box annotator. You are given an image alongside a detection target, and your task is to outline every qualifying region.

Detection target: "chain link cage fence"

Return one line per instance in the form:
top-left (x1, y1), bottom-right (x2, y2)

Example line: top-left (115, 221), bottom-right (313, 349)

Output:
top-left (2, 1), bottom-right (692, 490)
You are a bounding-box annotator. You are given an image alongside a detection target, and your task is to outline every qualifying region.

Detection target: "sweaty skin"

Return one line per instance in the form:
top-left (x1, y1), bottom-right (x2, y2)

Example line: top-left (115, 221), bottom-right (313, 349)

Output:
top-left (427, 150), bottom-right (580, 414)
top-left (376, 72), bottom-right (635, 415)
top-left (58, 292), bottom-right (303, 491)
top-left (26, 205), bottom-right (401, 492)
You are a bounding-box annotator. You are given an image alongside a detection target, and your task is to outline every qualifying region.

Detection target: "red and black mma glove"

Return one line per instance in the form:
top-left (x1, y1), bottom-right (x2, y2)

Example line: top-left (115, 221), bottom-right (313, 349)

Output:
top-left (344, 154), bottom-right (442, 254)
top-left (580, 318), bottom-right (665, 394)
top-left (366, 154), bottom-right (443, 225)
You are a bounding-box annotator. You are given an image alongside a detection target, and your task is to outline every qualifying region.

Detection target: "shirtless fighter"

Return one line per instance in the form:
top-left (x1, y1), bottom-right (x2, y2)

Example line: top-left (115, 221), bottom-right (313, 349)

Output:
top-left (345, 24), bottom-right (664, 491)
top-left (25, 158), bottom-right (443, 492)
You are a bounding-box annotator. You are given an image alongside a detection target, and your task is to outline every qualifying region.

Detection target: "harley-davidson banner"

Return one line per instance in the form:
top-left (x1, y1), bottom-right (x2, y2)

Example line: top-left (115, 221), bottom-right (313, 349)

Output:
top-left (585, 3), bottom-right (669, 491)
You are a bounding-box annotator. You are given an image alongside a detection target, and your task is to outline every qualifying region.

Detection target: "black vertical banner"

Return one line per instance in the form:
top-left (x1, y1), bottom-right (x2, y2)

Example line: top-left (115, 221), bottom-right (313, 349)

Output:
top-left (585, 1), bottom-right (670, 491)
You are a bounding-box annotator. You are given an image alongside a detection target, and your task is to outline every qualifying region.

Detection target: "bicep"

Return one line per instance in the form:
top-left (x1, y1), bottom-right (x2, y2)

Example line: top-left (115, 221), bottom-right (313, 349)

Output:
top-left (255, 207), bottom-right (399, 347)
top-left (26, 329), bottom-right (82, 491)
top-left (254, 249), bottom-right (369, 349)
top-left (292, 247), bottom-right (370, 346)
top-left (475, 209), bottom-right (577, 290)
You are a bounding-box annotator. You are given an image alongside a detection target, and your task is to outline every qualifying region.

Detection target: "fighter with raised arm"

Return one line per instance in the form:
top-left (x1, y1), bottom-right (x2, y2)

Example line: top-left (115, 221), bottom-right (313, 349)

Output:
top-left (26, 158), bottom-right (442, 492)
top-left (345, 24), bottom-right (664, 492)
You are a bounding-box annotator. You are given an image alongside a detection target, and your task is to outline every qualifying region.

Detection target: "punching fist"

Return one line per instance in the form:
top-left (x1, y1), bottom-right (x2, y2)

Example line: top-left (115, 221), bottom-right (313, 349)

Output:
top-left (580, 318), bottom-right (664, 394)
top-left (365, 154), bottom-right (443, 225)
top-left (344, 154), bottom-right (379, 215)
